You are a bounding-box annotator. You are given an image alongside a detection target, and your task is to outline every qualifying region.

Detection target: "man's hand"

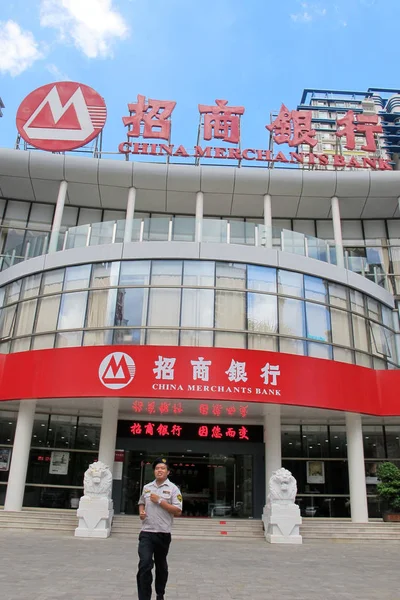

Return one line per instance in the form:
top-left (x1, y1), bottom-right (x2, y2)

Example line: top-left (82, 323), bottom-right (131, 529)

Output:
top-left (139, 506), bottom-right (146, 520)
top-left (150, 493), bottom-right (161, 504)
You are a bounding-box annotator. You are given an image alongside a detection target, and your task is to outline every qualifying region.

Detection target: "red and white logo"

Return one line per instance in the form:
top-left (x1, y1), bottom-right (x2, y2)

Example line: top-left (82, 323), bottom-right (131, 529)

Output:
top-left (99, 352), bottom-right (136, 390)
top-left (16, 81), bottom-right (107, 152)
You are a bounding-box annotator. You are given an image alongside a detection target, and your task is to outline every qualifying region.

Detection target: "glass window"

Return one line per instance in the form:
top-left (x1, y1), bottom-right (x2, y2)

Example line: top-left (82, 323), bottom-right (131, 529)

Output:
top-left (64, 265), bottom-right (91, 291)
top-left (316, 220), bottom-right (334, 240)
top-left (333, 347), bottom-right (354, 364)
top-left (76, 417), bottom-right (101, 450)
top-left (57, 292), bottom-right (88, 330)
top-left (41, 269), bottom-right (64, 295)
top-left (91, 262), bottom-right (120, 288)
top-left (21, 274), bottom-right (41, 299)
top-left (370, 322), bottom-right (392, 357)
top-left (302, 425), bottom-right (330, 458)
top-left (0, 305), bottom-right (17, 339)
top-left (280, 338), bottom-right (305, 355)
top-left (181, 289), bottom-right (214, 328)
top-left (83, 330), bottom-right (114, 346)
top-left (329, 426), bottom-right (347, 457)
top-left (61, 206), bottom-right (79, 227)
top-left (115, 288), bottom-right (148, 328)
top-left (147, 288), bottom-right (181, 327)
top-left (355, 352), bottom-right (372, 368)
top-left (172, 216), bottom-right (195, 242)
top-left (306, 303), bottom-right (330, 342)
top-left (216, 262), bottom-right (246, 289)
top-left (342, 220), bottom-right (363, 240)
top-left (367, 297), bottom-right (381, 322)
top-left (278, 270), bottom-right (303, 297)
top-left (385, 425), bottom-right (400, 459)
top-left (304, 276), bottom-right (328, 303)
top-left (89, 222), bottom-right (115, 246)
top-left (113, 328), bottom-right (144, 345)
top-left (382, 306), bottom-right (394, 329)
top-left (279, 297), bottom-right (305, 337)
top-left (47, 415), bottom-right (77, 448)
top-left (183, 261), bottom-right (214, 287)
top-left (119, 261), bottom-right (150, 286)
top-left (31, 414), bottom-right (49, 447)
top-left (293, 220), bottom-right (316, 237)
top-left (0, 288), bottom-right (4, 309)
top-left (247, 265), bottom-right (276, 293)
top-left (215, 290), bottom-right (246, 330)
top-left (86, 289), bottom-right (117, 328)
top-left (151, 260), bottom-right (182, 285)
top-left (0, 410), bottom-right (17, 444)
top-left (331, 308), bottom-right (351, 346)
top-left (363, 425), bottom-right (385, 458)
top-left (214, 331), bottom-right (246, 348)
top-left (5, 281), bottom-right (22, 305)
top-left (308, 342), bottom-right (332, 360)
top-left (364, 220), bottom-right (386, 240)
top-left (35, 296), bottom-right (61, 333)
top-left (247, 293), bottom-right (277, 334)
top-left (282, 425), bottom-right (302, 457)
top-left (180, 330), bottom-right (214, 347)
top-left (56, 332), bottom-right (83, 348)
top-left (15, 300), bottom-right (37, 336)
top-left (352, 315), bottom-right (369, 351)
top-left (2, 200), bottom-right (30, 227)
top-left (146, 328), bottom-right (179, 345)
top-left (0, 198), bottom-right (6, 223)
top-left (32, 334), bottom-right (55, 350)
top-left (247, 334), bottom-right (278, 351)
top-left (350, 290), bottom-right (365, 315)
top-left (329, 283), bottom-right (348, 309)
top-left (28, 203), bottom-right (54, 229)
top-left (77, 208), bottom-right (102, 225)
top-left (11, 338), bottom-right (30, 353)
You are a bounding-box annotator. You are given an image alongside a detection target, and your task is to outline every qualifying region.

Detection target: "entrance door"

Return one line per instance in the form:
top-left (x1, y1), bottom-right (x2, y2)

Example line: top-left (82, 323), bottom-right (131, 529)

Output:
top-left (120, 452), bottom-right (253, 518)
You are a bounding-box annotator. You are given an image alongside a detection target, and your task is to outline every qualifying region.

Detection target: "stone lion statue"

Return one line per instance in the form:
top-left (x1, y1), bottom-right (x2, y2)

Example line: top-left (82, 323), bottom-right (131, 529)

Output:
top-left (268, 467), bottom-right (297, 505)
top-left (83, 461), bottom-right (113, 499)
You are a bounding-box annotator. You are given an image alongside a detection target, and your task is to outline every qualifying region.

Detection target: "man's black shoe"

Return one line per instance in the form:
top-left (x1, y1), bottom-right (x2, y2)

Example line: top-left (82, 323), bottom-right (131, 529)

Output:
top-left (156, 597), bottom-right (164, 600)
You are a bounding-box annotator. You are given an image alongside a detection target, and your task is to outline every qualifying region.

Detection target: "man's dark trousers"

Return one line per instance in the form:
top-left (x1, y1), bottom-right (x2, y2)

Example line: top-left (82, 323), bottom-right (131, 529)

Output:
top-left (137, 531), bottom-right (172, 600)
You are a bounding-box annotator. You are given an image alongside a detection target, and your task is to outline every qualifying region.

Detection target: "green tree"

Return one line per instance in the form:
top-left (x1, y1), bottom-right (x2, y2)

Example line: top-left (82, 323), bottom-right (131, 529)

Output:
top-left (377, 462), bottom-right (400, 512)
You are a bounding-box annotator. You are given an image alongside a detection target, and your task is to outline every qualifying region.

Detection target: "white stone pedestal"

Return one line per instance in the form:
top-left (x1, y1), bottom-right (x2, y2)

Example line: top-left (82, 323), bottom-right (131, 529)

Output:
top-left (263, 502), bottom-right (302, 544)
top-left (75, 496), bottom-right (114, 538)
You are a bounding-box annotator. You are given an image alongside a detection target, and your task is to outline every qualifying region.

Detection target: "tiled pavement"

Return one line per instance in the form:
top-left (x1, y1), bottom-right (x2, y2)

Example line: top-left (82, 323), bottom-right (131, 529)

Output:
top-left (1, 529), bottom-right (400, 600)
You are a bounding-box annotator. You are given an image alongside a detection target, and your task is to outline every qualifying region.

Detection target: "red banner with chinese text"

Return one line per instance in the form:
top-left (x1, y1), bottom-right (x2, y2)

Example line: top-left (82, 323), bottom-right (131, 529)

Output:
top-left (0, 346), bottom-right (398, 416)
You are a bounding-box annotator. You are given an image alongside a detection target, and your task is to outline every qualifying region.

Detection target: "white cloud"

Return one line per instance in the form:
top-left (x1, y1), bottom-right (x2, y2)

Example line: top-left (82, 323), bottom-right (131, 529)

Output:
top-left (0, 20), bottom-right (43, 76)
top-left (291, 2), bottom-right (328, 23)
top-left (46, 63), bottom-right (71, 80)
top-left (40, 0), bottom-right (129, 58)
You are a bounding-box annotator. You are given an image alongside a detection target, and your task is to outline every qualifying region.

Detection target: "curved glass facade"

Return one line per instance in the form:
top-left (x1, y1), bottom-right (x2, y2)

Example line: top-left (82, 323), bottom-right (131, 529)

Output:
top-left (0, 259), bottom-right (397, 368)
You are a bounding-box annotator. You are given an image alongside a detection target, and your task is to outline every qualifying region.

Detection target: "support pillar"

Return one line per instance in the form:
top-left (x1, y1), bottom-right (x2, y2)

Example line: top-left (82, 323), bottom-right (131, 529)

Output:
top-left (48, 180), bottom-right (68, 254)
top-left (264, 405), bottom-right (281, 501)
top-left (4, 400), bottom-right (37, 511)
top-left (195, 191), bottom-right (204, 242)
top-left (263, 194), bottom-right (272, 248)
top-left (98, 398), bottom-right (120, 472)
top-left (346, 412), bottom-right (369, 523)
top-left (331, 196), bottom-right (344, 269)
top-left (123, 187), bottom-right (136, 243)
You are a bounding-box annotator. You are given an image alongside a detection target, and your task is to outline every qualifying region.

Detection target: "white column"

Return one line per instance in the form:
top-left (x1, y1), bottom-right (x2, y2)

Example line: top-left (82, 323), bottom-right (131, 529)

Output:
top-left (123, 187), bottom-right (136, 243)
top-left (4, 400), bottom-right (37, 511)
top-left (264, 405), bottom-right (281, 503)
top-left (331, 196), bottom-right (344, 269)
top-left (346, 412), bottom-right (368, 523)
top-left (48, 180), bottom-right (68, 254)
top-left (263, 194), bottom-right (272, 249)
top-left (195, 191), bottom-right (204, 242)
top-left (98, 398), bottom-right (120, 471)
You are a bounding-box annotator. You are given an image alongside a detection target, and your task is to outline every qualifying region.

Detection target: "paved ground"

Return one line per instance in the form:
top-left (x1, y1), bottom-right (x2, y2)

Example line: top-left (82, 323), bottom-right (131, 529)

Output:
top-left (1, 530), bottom-right (400, 600)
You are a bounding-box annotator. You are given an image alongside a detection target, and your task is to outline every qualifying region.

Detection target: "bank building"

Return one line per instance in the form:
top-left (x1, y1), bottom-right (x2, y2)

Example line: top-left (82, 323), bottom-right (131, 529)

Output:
top-left (0, 83), bottom-right (400, 532)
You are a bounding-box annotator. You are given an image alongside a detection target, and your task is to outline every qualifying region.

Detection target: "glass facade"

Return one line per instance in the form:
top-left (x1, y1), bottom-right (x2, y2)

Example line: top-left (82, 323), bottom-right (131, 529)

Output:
top-left (0, 260), bottom-right (397, 367)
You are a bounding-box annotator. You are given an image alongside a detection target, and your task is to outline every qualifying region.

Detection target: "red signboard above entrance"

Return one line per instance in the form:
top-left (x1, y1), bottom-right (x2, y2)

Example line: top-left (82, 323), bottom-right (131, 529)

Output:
top-left (0, 346), bottom-right (399, 416)
top-left (16, 81), bottom-right (107, 152)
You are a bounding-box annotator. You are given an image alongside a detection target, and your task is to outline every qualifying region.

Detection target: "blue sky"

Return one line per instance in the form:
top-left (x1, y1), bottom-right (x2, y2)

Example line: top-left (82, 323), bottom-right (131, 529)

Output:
top-left (0, 0), bottom-right (399, 155)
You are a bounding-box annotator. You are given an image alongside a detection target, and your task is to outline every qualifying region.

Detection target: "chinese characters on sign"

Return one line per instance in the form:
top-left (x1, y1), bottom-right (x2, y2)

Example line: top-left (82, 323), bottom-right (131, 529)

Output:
top-left (119, 96), bottom-right (392, 170)
top-left (127, 422), bottom-right (257, 441)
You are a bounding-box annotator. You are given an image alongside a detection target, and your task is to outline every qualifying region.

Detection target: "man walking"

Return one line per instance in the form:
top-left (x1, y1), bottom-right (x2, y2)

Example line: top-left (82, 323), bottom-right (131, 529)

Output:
top-left (137, 457), bottom-right (183, 600)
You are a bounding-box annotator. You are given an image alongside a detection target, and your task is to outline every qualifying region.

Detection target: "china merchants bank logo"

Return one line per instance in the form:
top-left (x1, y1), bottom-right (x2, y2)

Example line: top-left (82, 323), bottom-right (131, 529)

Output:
top-left (99, 352), bottom-right (136, 390)
top-left (16, 81), bottom-right (107, 152)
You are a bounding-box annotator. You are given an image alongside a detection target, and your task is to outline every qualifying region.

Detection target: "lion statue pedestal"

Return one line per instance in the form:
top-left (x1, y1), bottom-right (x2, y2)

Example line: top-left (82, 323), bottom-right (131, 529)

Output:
top-left (75, 461), bottom-right (114, 539)
top-left (262, 467), bottom-right (302, 545)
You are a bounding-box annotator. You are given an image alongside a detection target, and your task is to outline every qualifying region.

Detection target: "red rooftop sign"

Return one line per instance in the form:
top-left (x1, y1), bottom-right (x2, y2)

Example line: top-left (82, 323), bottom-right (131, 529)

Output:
top-left (118, 95), bottom-right (392, 170)
top-left (16, 81), bottom-right (107, 152)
